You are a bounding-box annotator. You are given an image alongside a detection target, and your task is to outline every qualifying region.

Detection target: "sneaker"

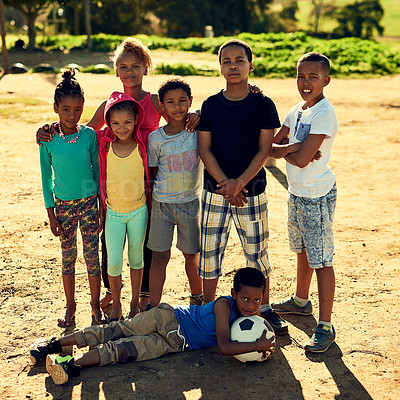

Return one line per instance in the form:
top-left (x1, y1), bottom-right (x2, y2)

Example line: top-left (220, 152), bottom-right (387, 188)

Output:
top-left (304, 324), bottom-right (335, 353)
top-left (272, 296), bottom-right (313, 315)
top-left (260, 308), bottom-right (288, 335)
top-left (30, 336), bottom-right (59, 365)
top-left (189, 294), bottom-right (203, 306)
top-left (46, 354), bottom-right (81, 385)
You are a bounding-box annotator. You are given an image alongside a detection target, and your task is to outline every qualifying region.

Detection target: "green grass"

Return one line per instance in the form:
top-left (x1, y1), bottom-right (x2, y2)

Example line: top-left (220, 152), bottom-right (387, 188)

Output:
top-left (2, 32), bottom-right (399, 78)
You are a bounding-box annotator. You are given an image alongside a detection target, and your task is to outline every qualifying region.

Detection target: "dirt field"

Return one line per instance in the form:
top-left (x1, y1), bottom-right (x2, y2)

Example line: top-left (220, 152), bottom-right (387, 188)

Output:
top-left (0, 69), bottom-right (399, 400)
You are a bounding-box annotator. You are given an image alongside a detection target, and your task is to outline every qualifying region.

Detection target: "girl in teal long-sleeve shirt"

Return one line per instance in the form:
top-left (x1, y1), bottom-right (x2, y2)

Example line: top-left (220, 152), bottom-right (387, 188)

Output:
top-left (39, 69), bottom-right (103, 327)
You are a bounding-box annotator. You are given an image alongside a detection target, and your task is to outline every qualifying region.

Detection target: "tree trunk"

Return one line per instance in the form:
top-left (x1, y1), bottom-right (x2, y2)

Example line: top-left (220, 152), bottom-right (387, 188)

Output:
top-left (0, 0), bottom-right (9, 73)
top-left (74, 3), bottom-right (80, 35)
top-left (84, 0), bottom-right (92, 51)
top-left (27, 10), bottom-right (37, 50)
top-left (311, 0), bottom-right (323, 34)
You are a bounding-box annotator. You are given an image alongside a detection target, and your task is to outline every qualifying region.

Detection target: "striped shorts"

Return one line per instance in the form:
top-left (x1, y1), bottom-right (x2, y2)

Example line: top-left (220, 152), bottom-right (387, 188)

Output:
top-left (199, 190), bottom-right (271, 279)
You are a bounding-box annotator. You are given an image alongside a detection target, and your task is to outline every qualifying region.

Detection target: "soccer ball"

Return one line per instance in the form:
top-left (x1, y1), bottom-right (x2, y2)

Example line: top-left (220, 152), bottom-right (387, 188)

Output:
top-left (230, 315), bottom-right (274, 363)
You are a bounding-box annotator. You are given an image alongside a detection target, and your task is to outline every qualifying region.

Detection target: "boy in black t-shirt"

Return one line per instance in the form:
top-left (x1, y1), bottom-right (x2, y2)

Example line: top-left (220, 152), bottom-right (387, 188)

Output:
top-left (198, 39), bottom-right (287, 334)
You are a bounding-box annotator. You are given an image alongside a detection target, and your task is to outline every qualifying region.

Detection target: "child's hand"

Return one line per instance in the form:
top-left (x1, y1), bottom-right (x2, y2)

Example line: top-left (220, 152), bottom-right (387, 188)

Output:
top-left (217, 179), bottom-right (249, 207)
top-left (248, 83), bottom-right (262, 94)
top-left (312, 150), bottom-right (322, 161)
top-left (49, 216), bottom-right (62, 236)
top-left (96, 209), bottom-right (105, 233)
top-left (36, 123), bottom-right (56, 145)
top-left (226, 192), bottom-right (248, 207)
top-left (257, 329), bottom-right (275, 359)
top-left (216, 179), bottom-right (245, 198)
top-left (185, 110), bottom-right (200, 132)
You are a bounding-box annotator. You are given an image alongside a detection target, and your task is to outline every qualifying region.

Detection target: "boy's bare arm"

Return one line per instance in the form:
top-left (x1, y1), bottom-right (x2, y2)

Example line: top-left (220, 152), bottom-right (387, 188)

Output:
top-left (36, 123), bottom-right (56, 145)
top-left (271, 125), bottom-right (302, 159)
top-left (216, 128), bottom-right (275, 199)
top-left (284, 134), bottom-right (325, 168)
top-left (214, 298), bottom-right (275, 357)
top-left (150, 167), bottom-right (158, 182)
top-left (273, 125), bottom-right (290, 144)
top-left (185, 108), bottom-right (200, 132)
top-left (198, 130), bottom-right (229, 184)
top-left (36, 101), bottom-right (107, 145)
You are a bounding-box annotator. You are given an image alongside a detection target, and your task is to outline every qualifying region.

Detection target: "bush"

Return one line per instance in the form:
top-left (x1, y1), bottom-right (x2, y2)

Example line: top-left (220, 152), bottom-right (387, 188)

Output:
top-left (20, 33), bottom-right (400, 78)
top-left (156, 63), bottom-right (218, 76)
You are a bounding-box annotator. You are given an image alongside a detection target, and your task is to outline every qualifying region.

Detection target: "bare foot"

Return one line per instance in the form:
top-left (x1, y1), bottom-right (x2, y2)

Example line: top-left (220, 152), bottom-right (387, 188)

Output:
top-left (126, 307), bottom-right (140, 319)
top-left (100, 291), bottom-right (112, 309)
top-left (91, 301), bottom-right (104, 325)
top-left (127, 300), bottom-right (140, 319)
top-left (57, 305), bottom-right (76, 328)
top-left (139, 295), bottom-right (150, 312)
top-left (108, 304), bottom-right (122, 321)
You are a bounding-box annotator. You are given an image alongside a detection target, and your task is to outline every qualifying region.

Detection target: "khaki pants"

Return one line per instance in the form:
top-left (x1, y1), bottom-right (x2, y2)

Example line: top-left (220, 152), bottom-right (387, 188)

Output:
top-left (73, 303), bottom-right (185, 365)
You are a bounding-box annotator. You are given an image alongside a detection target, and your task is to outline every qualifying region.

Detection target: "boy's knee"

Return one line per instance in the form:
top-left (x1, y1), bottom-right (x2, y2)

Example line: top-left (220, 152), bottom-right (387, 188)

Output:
top-left (114, 341), bottom-right (138, 364)
top-left (151, 250), bottom-right (170, 264)
top-left (182, 252), bottom-right (199, 261)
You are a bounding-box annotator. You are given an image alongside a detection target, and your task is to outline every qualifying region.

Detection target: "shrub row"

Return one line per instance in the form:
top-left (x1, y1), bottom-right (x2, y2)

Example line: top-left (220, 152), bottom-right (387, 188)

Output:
top-left (24, 32), bottom-right (400, 77)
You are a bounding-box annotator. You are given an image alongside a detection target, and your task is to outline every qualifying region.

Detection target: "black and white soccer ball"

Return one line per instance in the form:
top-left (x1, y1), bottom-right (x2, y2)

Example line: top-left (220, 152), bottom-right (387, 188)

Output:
top-left (230, 315), bottom-right (274, 363)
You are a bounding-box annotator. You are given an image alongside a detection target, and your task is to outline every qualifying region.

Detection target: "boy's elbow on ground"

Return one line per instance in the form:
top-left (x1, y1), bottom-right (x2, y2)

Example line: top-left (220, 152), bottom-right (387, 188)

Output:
top-left (219, 348), bottom-right (233, 357)
top-left (217, 342), bottom-right (233, 356)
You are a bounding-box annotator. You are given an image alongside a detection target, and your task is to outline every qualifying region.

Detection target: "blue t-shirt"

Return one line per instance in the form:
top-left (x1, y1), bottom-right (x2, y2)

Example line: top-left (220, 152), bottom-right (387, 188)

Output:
top-left (174, 296), bottom-right (237, 350)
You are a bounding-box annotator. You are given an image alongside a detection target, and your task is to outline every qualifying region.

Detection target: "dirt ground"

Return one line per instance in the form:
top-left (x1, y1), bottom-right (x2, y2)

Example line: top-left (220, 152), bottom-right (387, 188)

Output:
top-left (0, 68), bottom-right (399, 400)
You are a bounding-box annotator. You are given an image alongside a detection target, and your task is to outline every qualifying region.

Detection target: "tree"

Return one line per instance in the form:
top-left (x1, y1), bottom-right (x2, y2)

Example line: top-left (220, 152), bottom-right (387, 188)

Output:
top-left (333, 0), bottom-right (384, 39)
top-left (62, 0), bottom-right (152, 36)
top-left (0, 0), bottom-right (9, 73)
top-left (148, 0), bottom-right (273, 37)
top-left (83, 0), bottom-right (92, 50)
top-left (311, 0), bottom-right (324, 33)
top-left (4, 0), bottom-right (50, 50)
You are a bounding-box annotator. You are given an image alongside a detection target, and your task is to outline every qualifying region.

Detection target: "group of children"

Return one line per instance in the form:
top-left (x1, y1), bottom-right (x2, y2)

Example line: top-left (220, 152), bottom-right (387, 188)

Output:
top-left (33, 37), bottom-right (338, 385)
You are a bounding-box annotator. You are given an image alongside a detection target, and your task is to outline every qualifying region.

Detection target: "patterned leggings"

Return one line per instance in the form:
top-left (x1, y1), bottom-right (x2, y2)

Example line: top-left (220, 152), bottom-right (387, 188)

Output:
top-left (55, 195), bottom-right (100, 277)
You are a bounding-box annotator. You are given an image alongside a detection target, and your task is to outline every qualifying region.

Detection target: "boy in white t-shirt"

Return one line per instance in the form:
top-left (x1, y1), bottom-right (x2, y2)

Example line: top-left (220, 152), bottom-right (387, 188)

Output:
top-left (271, 52), bottom-right (338, 353)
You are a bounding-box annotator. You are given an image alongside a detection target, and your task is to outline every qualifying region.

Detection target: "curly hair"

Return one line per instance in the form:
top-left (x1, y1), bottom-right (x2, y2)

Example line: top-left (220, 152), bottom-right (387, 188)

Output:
top-left (158, 78), bottom-right (191, 103)
top-left (111, 37), bottom-right (154, 73)
top-left (54, 69), bottom-right (84, 106)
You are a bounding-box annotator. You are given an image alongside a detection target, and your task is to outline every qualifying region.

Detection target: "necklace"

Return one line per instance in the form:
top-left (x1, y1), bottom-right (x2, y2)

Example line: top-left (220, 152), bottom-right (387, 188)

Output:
top-left (56, 122), bottom-right (81, 143)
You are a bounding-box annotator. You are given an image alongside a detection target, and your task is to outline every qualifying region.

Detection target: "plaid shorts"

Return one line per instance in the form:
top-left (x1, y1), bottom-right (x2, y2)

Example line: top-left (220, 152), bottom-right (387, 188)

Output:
top-left (199, 190), bottom-right (271, 279)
